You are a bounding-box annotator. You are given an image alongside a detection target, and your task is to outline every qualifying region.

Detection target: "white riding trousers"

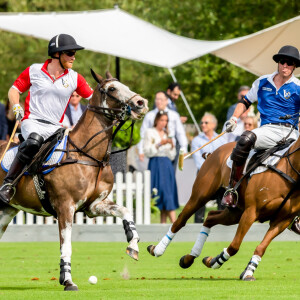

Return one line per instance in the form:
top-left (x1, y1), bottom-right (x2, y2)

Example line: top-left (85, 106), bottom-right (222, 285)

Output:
top-left (21, 119), bottom-right (62, 140)
top-left (252, 124), bottom-right (299, 150)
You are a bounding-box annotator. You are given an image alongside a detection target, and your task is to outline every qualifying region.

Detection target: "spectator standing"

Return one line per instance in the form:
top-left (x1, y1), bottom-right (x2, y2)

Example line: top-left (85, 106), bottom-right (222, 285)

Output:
top-left (243, 115), bottom-right (258, 131)
top-left (191, 113), bottom-right (225, 223)
top-left (138, 91), bottom-right (188, 170)
top-left (143, 111), bottom-right (178, 223)
top-left (226, 85), bottom-right (250, 120)
top-left (63, 91), bottom-right (87, 128)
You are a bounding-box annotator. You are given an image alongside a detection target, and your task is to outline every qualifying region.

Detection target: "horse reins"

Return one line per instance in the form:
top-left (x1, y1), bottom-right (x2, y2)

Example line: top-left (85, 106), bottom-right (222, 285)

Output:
top-left (46, 78), bottom-right (139, 172)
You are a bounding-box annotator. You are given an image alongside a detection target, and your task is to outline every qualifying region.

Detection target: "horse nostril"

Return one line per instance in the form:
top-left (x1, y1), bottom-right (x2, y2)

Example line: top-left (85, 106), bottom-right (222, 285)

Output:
top-left (137, 100), bottom-right (144, 107)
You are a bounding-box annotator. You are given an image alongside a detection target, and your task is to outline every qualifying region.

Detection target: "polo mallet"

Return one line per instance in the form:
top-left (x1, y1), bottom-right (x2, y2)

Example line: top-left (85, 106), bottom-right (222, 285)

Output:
top-left (178, 131), bottom-right (226, 171)
top-left (0, 120), bottom-right (19, 165)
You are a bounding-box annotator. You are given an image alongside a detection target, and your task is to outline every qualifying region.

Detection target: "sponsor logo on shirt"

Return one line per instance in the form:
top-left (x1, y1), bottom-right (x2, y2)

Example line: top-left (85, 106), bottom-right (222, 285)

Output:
top-left (262, 87), bottom-right (272, 92)
top-left (62, 78), bottom-right (69, 88)
top-left (283, 89), bottom-right (291, 99)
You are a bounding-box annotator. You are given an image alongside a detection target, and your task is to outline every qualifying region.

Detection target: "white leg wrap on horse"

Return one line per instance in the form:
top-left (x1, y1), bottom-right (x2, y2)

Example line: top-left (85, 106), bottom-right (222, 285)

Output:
top-left (154, 226), bottom-right (176, 257)
top-left (211, 248), bottom-right (230, 269)
top-left (242, 255), bottom-right (261, 279)
top-left (190, 226), bottom-right (210, 257)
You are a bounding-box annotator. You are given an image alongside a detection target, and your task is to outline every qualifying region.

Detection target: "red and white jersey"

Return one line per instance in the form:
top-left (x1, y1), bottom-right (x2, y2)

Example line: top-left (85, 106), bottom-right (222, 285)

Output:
top-left (12, 59), bottom-right (93, 125)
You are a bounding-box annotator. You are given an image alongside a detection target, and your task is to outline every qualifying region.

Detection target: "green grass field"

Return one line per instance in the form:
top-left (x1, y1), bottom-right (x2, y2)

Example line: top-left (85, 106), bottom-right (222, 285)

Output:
top-left (0, 241), bottom-right (300, 299)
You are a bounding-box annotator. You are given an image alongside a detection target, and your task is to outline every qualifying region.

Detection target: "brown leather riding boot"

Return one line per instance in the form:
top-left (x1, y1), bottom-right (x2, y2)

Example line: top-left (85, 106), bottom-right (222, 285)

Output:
top-left (0, 156), bottom-right (26, 204)
top-left (221, 163), bottom-right (244, 208)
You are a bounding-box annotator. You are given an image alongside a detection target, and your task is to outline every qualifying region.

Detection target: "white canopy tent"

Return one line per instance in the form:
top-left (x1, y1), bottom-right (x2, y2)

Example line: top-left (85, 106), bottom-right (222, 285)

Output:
top-left (213, 15), bottom-right (300, 77)
top-left (0, 7), bottom-right (299, 131)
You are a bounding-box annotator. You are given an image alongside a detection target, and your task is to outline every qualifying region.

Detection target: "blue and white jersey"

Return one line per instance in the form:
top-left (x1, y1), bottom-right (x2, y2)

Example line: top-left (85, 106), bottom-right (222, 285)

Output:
top-left (245, 71), bottom-right (300, 128)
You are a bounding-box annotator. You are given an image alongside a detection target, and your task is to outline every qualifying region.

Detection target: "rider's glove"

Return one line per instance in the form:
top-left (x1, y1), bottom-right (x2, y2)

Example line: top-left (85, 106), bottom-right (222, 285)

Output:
top-left (225, 116), bottom-right (238, 133)
top-left (12, 104), bottom-right (24, 121)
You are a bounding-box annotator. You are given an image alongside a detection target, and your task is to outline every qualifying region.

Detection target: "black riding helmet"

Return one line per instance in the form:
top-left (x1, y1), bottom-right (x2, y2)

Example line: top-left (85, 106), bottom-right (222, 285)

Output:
top-left (273, 45), bottom-right (300, 68)
top-left (48, 34), bottom-right (84, 69)
top-left (48, 34), bottom-right (84, 57)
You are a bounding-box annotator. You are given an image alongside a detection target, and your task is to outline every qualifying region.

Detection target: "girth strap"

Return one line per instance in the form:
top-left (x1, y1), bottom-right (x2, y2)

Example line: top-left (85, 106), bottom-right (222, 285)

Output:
top-left (32, 173), bottom-right (57, 218)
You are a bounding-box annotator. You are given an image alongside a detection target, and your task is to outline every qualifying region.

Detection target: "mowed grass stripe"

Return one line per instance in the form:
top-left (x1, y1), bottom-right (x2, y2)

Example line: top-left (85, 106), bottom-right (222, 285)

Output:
top-left (0, 241), bottom-right (299, 299)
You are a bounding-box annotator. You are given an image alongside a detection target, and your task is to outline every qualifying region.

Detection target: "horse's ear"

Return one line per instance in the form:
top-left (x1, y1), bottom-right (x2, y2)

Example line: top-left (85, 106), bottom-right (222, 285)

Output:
top-left (90, 69), bottom-right (103, 84)
top-left (106, 71), bottom-right (113, 79)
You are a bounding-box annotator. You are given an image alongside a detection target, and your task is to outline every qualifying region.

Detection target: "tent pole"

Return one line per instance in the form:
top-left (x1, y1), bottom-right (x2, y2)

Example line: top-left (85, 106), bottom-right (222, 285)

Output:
top-left (116, 56), bottom-right (120, 80)
top-left (168, 68), bottom-right (200, 134)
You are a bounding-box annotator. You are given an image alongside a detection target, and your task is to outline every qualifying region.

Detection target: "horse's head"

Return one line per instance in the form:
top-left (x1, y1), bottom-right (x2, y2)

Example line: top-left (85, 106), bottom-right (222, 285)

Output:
top-left (89, 70), bottom-right (148, 121)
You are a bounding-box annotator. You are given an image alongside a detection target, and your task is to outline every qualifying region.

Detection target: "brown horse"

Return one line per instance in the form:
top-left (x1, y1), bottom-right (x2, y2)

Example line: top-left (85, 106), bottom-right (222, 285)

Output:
top-left (148, 137), bottom-right (300, 281)
top-left (0, 71), bottom-right (148, 291)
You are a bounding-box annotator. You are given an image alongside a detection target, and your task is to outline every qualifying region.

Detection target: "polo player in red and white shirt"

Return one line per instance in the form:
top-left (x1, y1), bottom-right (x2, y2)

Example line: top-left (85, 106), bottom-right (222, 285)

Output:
top-left (0, 34), bottom-right (93, 204)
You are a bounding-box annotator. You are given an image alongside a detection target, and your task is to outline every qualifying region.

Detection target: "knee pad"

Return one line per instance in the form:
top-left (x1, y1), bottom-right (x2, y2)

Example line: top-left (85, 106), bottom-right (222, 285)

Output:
top-left (231, 131), bottom-right (256, 165)
top-left (17, 132), bottom-right (44, 163)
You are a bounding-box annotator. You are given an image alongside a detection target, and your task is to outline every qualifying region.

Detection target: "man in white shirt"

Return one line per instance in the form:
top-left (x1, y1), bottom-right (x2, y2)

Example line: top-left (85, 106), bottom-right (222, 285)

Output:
top-left (138, 91), bottom-right (188, 170)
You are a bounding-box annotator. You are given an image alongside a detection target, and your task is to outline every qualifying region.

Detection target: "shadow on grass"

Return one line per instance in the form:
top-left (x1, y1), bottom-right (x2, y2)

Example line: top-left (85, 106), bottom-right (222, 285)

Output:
top-left (132, 277), bottom-right (239, 281)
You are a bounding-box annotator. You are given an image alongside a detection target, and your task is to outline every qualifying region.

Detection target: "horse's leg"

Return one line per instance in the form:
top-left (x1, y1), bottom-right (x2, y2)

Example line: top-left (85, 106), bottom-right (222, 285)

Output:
top-left (180, 208), bottom-right (242, 269)
top-left (0, 204), bottom-right (19, 239)
top-left (87, 197), bottom-right (139, 260)
top-left (147, 167), bottom-right (226, 258)
top-left (57, 203), bottom-right (78, 291)
top-left (240, 218), bottom-right (291, 281)
top-left (202, 207), bottom-right (257, 269)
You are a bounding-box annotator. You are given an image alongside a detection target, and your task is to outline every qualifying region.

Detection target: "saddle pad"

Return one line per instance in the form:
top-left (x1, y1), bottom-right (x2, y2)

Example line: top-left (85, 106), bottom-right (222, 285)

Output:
top-left (1, 135), bottom-right (68, 175)
top-left (226, 142), bottom-right (295, 177)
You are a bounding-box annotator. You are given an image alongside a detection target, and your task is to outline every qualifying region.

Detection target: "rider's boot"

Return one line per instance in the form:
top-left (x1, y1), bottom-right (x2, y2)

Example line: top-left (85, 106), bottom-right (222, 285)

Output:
top-left (0, 132), bottom-right (44, 205)
top-left (221, 131), bottom-right (257, 208)
top-left (0, 156), bottom-right (26, 204)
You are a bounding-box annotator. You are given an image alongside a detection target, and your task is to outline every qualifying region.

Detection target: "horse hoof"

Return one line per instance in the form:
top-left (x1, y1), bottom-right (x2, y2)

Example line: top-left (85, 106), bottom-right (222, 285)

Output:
top-left (147, 245), bottom-right (156, 256)
top-left (243, 275), bottom-right (256, 281)
top-left (179, 255), bottom-right (195, 269)
top-left (64, 283), bottom-right (78, 291)
top-left (202, 256), bottom-right (213, 268)
top-left (126, 247), bottom-right (139, 261)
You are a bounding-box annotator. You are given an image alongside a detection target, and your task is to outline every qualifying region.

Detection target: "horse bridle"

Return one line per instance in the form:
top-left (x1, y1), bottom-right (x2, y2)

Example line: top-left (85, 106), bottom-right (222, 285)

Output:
top-left (87, 78), bottom-right (141, 121)
top-left (59, 78), bottom-right (139, 169)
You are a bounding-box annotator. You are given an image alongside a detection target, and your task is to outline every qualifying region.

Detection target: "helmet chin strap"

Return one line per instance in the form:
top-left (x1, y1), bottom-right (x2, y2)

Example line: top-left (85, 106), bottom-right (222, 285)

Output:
top-left (52, 53), bottom-right (66, 70)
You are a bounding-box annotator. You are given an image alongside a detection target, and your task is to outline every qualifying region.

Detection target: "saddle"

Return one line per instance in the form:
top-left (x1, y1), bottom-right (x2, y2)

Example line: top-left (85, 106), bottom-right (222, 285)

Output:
top-left (27, 128), bottom-right (66, 174)
top-left (234, 138), bottom-right (296, 191)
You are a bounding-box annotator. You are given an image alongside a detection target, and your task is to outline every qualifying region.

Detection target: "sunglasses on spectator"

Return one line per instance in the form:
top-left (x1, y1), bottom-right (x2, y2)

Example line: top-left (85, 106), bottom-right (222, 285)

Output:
top-left (200, 121), bottom-right (210, 125)
top-left (279, 59), bottom-right (295, 66)
top-left (62, 50), bottom-right (76, 57)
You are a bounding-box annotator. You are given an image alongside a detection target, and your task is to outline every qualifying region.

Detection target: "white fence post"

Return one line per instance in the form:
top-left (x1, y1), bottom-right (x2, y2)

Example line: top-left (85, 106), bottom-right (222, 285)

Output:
top-left (16, 211), bottom-right (23, 225)
top-left (26, 213), bottom-right (34, 225)
top-left (76, 212), bottom-right (84, 225)
top-left (135, 172), bottom-right (143, 225)
top-left (144, 170), bottom-right (151, 224)
top-left (106, 189), bottom-right (114, 224)
top-left (125, 172), bottom-right (133, 216)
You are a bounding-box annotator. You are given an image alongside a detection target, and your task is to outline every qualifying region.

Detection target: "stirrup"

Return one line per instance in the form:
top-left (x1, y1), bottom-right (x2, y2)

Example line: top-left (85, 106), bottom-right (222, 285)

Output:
top-left (224, 188), bottom-right (239, 201)
top-left (0, 183), bottom-right (16, 200)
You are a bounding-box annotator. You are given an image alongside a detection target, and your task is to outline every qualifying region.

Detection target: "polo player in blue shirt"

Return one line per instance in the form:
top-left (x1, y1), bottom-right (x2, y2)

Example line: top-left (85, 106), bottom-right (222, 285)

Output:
top-left (222, 45), bottom-right (300, 210)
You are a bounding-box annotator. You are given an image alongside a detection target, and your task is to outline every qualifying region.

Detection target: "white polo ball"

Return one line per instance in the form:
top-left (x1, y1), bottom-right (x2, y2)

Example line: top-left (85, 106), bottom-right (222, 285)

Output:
top-left (88, 275), bottom-right (98, 285)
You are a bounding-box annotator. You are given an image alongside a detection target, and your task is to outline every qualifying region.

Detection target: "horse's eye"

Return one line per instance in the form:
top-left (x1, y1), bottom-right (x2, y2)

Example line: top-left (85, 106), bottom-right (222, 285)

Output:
top-left (109, 87), bottom-right (116, 92)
